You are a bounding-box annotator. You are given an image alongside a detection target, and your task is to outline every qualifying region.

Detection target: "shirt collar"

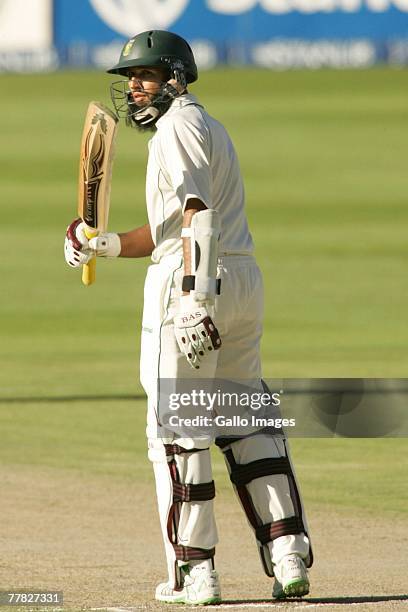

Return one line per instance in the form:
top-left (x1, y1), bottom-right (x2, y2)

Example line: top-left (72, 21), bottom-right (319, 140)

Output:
top-left (156, 93), bottom-right (203, 127)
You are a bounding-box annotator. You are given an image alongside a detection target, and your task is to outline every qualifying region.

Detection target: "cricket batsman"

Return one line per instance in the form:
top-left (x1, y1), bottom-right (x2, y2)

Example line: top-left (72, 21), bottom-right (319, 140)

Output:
top-left (64, 30), bottom-right (312, 604)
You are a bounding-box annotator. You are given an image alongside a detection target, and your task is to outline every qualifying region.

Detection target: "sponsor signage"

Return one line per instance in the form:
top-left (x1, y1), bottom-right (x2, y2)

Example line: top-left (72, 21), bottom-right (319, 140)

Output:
top-left (52, 0), bottom-right (408, 68)
top-left (1, 0), bottom-right (408, 70)
top-left (0, 0), bottom-right (57, 71)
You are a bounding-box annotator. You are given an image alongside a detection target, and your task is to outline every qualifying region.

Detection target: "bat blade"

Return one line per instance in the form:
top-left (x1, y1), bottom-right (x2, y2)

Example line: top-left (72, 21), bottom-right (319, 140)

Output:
top-left (77, 101), bottom-right (118, 286)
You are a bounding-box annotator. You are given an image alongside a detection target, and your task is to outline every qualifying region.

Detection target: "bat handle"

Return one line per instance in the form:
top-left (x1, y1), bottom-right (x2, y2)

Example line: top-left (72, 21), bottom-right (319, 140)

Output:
top-left (82, 227), bottom-right (98, 286)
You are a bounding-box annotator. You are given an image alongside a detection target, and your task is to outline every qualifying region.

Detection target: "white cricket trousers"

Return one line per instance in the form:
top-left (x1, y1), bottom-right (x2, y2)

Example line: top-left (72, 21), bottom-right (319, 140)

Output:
top-left (140, 254), bottom-right (311, 585)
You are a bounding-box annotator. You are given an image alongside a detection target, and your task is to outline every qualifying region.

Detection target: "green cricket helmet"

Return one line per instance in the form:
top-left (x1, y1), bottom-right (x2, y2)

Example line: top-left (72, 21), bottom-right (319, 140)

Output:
top-left (107, 30), bottom-right (198, 83)
top-left (108, 30), bottom-right (198, 131)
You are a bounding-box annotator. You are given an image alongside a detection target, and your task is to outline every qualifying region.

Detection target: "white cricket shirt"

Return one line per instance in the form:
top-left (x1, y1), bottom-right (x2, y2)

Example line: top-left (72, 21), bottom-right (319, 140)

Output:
top-left (145, 93), bottom-right (254, 263)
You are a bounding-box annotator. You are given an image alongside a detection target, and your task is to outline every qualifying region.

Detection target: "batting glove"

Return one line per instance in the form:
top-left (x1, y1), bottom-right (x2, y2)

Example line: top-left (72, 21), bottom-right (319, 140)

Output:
top-left (174, 295), bottom-right (222, 369)
top-left (64, 218), bottom-right (121, 268)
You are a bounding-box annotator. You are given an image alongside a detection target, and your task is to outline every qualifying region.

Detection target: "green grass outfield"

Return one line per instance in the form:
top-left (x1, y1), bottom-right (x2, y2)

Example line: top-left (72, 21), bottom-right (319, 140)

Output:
top-left (1, 69), bottom-right (407, 516)
top-left (0, 397), bottom-right (407, 515)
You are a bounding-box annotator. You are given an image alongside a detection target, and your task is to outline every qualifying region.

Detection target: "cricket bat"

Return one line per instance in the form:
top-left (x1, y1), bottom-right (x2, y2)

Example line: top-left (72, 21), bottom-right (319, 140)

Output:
top-left (78, 101), bottom-right (118, 286)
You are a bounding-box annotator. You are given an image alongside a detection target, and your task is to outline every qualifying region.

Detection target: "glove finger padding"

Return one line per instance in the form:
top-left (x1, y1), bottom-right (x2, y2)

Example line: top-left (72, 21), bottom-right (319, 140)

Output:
top-left (175, 328), bottom-right (201, 369)
top-left (64, 218), bottom-right (121, 268)
top-left (64, 236), bottom-right (93, 267)
top-left (198, 317), bottom-right (221, 351)
top-left (66, 218), bottom-right (89, 250)
top-left (174, 305), bottom-right (222, 369)
top-left (65, 218), bottom-right (93, 267)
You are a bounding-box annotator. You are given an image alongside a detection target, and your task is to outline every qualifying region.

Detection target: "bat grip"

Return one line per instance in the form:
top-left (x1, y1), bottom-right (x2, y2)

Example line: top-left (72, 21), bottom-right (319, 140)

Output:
top-left (82, 227), bottom-right (98, 286)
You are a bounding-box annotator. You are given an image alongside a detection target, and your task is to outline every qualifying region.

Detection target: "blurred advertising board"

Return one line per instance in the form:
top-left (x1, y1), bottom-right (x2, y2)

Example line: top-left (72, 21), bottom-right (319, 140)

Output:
top-left (2, 0), bottom-right (408, 71)
top-left (53, 0), bottom-right (408, 69)
top-left (0, 0), bottom-right (57, 71)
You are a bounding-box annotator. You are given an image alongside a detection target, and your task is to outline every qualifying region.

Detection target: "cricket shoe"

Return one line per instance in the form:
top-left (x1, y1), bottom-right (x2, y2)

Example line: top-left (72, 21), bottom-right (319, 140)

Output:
top-left (272, 553), bottom-right (310, 599)
top-left (155, 564), bottom-right (221, 605)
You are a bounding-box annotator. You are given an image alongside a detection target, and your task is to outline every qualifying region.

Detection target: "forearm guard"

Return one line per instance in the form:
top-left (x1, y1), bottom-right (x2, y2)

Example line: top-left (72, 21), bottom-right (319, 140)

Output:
top-left (181, 209), bottom-right (221, 303)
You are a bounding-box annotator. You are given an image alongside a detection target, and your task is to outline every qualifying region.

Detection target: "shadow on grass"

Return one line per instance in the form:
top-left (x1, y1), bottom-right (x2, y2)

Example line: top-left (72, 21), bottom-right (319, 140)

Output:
top-left (217, 594), bottom-right (408, 606)
top-left (0, 394), bottom-right (145, 404)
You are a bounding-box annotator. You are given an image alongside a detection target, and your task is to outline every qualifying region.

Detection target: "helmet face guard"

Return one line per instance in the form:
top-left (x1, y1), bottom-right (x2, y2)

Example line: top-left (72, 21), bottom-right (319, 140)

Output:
top-left (110, 61), bottom-right (187, 130)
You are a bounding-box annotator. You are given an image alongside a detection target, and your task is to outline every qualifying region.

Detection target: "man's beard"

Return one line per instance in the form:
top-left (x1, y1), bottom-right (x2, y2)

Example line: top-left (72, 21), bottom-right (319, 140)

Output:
top-left (127, 94), bottom-right (173, 132)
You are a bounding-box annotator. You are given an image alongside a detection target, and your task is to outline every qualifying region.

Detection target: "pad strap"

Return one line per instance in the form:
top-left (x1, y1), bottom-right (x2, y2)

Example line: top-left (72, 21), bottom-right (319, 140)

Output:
top-left (173, 545), bottom-right (215, 562)
top-left (165, 443), bottom-right (208, 456)
top-left (256, 516), bottom-right (305, 545)
top-left (230, 457), bottom-right (292, 486)
top-left (173, 480), bottom-right (215, 503)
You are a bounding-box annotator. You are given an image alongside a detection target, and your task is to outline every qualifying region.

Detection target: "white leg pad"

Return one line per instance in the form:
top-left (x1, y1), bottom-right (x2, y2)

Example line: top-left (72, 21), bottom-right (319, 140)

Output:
top-left (148, 438), bottom-right (218, 587)
top-left (175, 449), bottom-right (218, 550)
top-left (218, 433), bottom-right (312, 575)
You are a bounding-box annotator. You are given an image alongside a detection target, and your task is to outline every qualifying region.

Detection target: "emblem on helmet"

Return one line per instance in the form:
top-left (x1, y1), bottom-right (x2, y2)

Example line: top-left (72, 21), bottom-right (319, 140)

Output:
top-left (122, 38), bottom-right (135, 57)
